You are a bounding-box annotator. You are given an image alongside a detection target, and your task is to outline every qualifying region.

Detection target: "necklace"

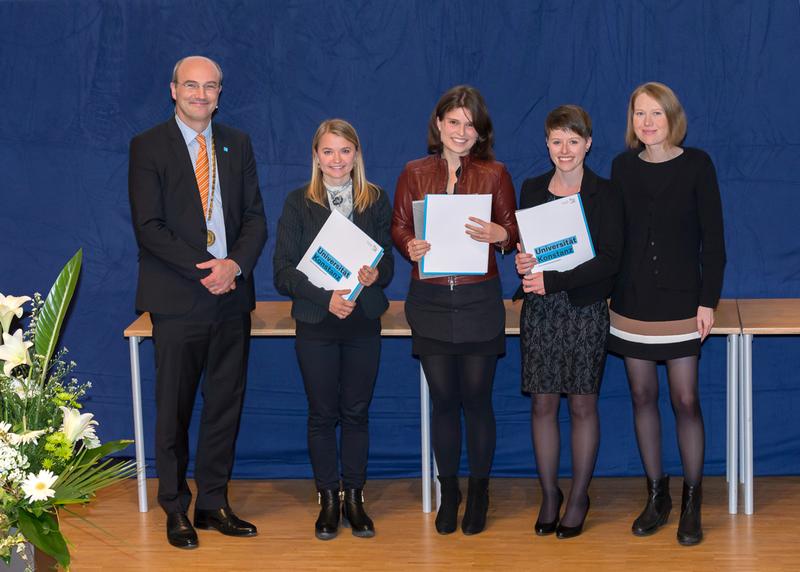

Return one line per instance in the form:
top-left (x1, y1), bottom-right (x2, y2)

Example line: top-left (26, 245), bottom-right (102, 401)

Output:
top-left (205, 136), bottom-right (218, 246)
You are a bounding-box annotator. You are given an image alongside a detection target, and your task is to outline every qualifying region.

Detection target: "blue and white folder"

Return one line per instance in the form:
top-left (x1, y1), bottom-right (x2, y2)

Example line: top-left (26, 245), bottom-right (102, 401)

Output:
top-left (296, 209), bottom-right (383, 301)
top-left (515, 194), bottom-right (595, 273)
top-left (420, 194), bottom-right (492, 276)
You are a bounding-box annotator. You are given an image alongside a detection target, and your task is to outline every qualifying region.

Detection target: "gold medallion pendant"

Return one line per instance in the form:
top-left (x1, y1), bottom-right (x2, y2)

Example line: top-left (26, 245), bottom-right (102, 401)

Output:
top-left (206, 229), bottom-right (216, 246)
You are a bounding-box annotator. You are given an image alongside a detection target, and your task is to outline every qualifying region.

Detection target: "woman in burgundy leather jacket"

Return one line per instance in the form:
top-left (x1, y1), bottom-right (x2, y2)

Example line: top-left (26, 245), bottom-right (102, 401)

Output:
top-left (391, 85), bottom-right (518, 536)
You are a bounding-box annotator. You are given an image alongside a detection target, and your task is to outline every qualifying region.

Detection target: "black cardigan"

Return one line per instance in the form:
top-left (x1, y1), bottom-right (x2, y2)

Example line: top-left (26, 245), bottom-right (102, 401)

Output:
top-left (273, 185), bottom-right (394, 324)
top-left (610, 148), bottom-right (726, 309)
top-left (512, 167), bottom-right (623, 307)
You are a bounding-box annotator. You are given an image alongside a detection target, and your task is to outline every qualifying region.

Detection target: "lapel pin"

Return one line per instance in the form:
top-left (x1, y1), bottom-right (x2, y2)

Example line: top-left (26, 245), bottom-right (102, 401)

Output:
top-left (223, 146), bottom-right (229, 152)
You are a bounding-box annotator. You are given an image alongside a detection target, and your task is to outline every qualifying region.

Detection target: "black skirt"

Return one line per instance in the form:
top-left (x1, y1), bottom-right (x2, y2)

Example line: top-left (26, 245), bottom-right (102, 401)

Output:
top-left (405, 277), bottom-right (506, 356)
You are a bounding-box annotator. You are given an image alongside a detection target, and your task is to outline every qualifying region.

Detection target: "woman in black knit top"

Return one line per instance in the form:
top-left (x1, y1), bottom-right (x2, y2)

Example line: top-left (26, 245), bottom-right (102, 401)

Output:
top-left (609, 82), bottom-right (725, 546)
top-left (273, 119), bottom-right (393, 541)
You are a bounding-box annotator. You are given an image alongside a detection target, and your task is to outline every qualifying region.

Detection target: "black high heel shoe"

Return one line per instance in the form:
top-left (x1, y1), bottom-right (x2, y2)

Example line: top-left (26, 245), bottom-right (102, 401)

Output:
top-left (556, 496), bottom-right (590, 539)
top-left (534, 488), bottom-right (563, 536)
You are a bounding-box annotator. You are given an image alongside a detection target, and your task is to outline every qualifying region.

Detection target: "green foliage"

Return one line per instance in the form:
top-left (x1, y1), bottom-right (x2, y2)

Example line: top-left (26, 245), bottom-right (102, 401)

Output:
top-left (33, 249), bottom-right (82, 385)
top-left (0, 250), bottom-right (134, 567)
top-left (17, 509), bottom-right (69, 568)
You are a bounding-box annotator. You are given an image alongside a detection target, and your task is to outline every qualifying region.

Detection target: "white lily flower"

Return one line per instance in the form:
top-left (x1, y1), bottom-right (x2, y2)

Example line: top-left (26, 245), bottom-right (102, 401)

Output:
top-left (59, 406), bottom-right (98, 445)
top-left (0, 329), bottom-right (33, 375)
top-left (0, 294), bottom-right (31, 334)
top-left (7, 429), bottom-right (47, 446)
top-left (21, 469), bottom-right (58, 502)
top-left (0, 422), bottom-right (11, 434)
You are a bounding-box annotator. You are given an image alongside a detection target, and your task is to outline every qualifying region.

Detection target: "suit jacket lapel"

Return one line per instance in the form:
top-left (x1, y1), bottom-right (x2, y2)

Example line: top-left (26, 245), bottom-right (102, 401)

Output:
top-left (212, 123), bottom-right (233, 226)
top-left (168, 118), bottom-right (205, 222)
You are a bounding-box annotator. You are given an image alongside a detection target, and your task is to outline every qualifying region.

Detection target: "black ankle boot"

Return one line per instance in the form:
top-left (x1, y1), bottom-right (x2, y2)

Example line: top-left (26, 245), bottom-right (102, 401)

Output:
top-left (632, 474), bottom-right (672, 536)
top-left (436, 476), bottom-right (462, 534)
top-left (677, 481), bottom-right (703, 546)
top-left (461, 477), bottom-right (489, 535)
top-left (315, 489), bottom-right (340, 540)
top-left (341, 488), bottom-right (375, 538)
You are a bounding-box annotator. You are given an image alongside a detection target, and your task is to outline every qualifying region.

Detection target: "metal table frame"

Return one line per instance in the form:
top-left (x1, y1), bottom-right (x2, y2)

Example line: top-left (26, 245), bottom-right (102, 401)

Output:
top-left (125, 300), bottom-right (743, 514)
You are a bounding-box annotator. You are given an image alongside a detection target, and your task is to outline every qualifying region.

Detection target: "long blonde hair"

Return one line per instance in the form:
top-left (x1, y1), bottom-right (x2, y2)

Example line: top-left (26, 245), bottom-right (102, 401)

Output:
top-left (307, 119), bottom-right (379, 213)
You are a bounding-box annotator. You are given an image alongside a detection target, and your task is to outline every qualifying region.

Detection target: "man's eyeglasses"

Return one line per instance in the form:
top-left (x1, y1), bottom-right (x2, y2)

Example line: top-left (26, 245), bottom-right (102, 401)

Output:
top-left (175, 81), bottom-right (221, 93)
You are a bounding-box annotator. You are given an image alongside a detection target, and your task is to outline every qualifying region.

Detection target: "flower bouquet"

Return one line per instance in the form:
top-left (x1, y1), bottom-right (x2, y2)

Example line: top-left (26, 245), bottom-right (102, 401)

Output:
top-left (0, 250), bottom-right (135, 570)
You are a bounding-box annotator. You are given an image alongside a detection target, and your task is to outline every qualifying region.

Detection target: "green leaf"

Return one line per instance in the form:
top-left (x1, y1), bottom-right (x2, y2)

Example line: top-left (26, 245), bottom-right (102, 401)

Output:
top-left (76, 439), bottom-right (133, 467)
top-left (34, 249), bottom-right (82, 384)
top-left (17, 508), bottom-right (70, 568)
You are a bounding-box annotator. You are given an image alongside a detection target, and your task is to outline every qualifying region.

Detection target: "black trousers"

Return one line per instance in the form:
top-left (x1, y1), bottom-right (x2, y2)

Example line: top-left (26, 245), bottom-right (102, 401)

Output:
top-left (151, 301), bottom-right (251, 514)
top-left (295, 334), bottom-right (381, 490)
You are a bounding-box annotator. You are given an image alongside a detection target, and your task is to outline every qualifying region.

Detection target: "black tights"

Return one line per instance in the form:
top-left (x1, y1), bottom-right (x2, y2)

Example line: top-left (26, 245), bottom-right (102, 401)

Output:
top-left (531, 393), bottom-right (598, 527)
top-left (421, 354), bottom-right (498, 478)
top-left (624, 356), bottom-right (704, 485)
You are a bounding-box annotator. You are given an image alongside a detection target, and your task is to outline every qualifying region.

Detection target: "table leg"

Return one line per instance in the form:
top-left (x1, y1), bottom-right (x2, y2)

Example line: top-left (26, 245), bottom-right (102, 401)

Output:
top-left (738, 338), bottom-right (745, 486)
top-left (742, 333), bottom-right (754, 514)
top-left (420, 364), bottom-right (432, 513)
top-left (129, 336), bottom-right (148, 513)
top-left (726, 334), bottom-right (738, 514)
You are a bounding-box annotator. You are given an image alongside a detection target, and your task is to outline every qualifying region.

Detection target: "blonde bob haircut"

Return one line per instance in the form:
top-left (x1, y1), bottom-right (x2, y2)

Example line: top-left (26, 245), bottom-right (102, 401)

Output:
top-left (307, 119), bottom-right (379, 213)
top-left (625, 82), bottom-right (687, 149)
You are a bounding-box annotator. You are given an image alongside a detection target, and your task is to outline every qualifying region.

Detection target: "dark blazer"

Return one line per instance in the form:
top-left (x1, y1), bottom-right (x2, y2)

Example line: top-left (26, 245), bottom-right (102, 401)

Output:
top-left (610, 147), bottom-right (725, 309)
top-left (513, 167), bottom-right (623, 306)
top-left (129, 118), bottom-right (267, 315)
top-left (273, 185), bottom-right (394, 323)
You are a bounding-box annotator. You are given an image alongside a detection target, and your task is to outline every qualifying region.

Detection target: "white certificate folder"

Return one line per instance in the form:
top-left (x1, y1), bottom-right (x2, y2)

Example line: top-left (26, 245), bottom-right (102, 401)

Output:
top-left (420, 194), bottom-right (492, 275)
top-left (296, 209), bottom-right (384, 301)
top-left (515, 194), bottom-right (595, 273)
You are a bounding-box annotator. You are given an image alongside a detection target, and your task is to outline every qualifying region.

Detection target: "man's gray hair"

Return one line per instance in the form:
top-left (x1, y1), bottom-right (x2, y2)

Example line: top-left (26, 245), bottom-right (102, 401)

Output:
top-left (171, 56), bottom-right (224, 85)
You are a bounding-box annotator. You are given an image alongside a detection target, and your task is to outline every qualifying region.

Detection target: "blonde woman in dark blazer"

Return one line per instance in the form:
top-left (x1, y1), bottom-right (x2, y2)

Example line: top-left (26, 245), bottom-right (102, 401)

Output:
top-left (274, 119), bottom-right (393, 540)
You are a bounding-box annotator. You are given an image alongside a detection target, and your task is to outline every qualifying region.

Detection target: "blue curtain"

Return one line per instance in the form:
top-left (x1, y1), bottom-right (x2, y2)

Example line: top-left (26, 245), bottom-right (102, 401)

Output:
top-left (1, 0), bottom-right (798, 478)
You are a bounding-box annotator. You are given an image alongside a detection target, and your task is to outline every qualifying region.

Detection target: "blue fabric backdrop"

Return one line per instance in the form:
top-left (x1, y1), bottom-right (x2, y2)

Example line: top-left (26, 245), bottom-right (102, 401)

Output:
top-left (1, 1), bottom-right (798, 479)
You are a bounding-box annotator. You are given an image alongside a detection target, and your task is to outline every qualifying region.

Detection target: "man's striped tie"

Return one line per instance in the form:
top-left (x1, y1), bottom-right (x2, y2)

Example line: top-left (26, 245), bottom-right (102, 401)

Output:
top-left (195, 134), bottom-right (209, 214)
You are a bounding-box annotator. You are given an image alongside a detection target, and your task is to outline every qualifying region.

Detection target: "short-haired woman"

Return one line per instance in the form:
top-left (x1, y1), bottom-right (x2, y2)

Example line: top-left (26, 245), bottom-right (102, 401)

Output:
top-left (514, 105), bottom-right (623, 538)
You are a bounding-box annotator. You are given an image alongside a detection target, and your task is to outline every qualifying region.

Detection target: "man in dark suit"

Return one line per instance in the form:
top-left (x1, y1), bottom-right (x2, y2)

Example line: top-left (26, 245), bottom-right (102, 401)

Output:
top-left (129, 55), bottom-right (267, 549)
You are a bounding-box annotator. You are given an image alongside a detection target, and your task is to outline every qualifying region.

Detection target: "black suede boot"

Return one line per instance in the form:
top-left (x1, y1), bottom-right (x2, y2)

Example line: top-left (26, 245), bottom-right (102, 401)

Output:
top-left (677, 481), bottom-right (703, 546)
top-left (341, 488), bottom-right (375, 538)
top-left (435, 476), bottom-right (462, 534)
top-left (315, 489), bottom-right (340, 540)
top-left (632, 474), bottom-right (672, 536)
top-left (461, 477), bottom-right (489, 535)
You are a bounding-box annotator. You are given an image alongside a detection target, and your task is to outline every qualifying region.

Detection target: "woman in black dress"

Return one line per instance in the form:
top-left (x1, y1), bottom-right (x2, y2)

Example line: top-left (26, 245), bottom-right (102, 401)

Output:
top-left (515, 105), bottom-right (623, 538)
top-left (608, 82), bottom-right (725, 545)
top-left (391, 85), bottom-right (518, 535)
top-left (273, 119), bottom-right (394, 540)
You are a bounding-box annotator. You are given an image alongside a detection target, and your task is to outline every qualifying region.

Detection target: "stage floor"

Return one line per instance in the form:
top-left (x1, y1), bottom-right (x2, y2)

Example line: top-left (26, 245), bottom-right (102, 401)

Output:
top-left (60, 476), bottom-right (798, 571)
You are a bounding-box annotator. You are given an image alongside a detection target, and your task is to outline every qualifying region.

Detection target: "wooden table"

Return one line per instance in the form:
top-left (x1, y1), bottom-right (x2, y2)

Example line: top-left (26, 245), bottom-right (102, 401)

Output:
top-left (124, 299), bottom-right (739, 515)
top-left (735, 299), bottom-right (800, 514)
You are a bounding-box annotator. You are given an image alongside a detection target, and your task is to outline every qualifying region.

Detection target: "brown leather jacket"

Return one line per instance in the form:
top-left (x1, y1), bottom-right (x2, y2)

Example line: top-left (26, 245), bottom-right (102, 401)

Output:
top-left (391, 154), bottom-right (518, 286)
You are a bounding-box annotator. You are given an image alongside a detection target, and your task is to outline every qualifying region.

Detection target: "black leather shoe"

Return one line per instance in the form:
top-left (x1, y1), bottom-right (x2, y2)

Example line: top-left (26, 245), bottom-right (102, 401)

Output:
top-left (435, 476), bottom-right (462, 534)
top-left (534, 488), bottom-right (563, 536)
top-left (166, 512), bottom-right (198, 549)
top-left (556, 497), bottom-right (590, 539)
top-left (341, 488), bottom-right (375, 538)
top-left (677, 481), bottom-right (703, 546)
top-left (461, 477), bottom-right (489, 535)
top-left (632, 474), bottom-right (672, 536)
top-left (315, 489), bottom-right (341, 540)
top-left (194, 506), bottom-right (257, 537)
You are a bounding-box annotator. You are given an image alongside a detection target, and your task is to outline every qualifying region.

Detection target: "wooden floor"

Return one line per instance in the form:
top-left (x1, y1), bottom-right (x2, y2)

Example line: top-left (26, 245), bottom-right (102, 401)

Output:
top-left (59, 477), bottom-right (799, 571)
